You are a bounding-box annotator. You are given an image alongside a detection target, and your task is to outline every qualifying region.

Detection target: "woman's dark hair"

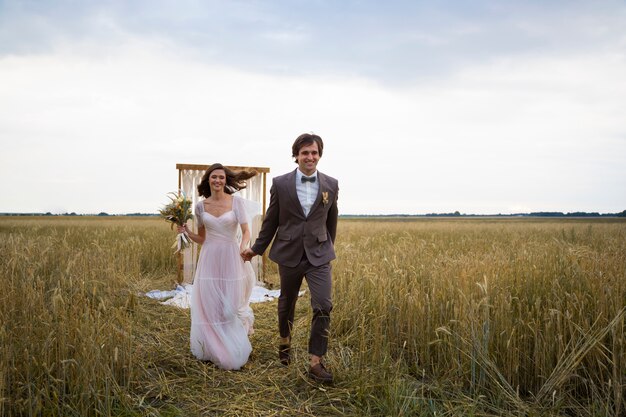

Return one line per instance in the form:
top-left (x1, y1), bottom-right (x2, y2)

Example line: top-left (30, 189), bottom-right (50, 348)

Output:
top-left (292, 133), bottom-right (324, 162)
top-left (197, 163), bottom-right (257, 197)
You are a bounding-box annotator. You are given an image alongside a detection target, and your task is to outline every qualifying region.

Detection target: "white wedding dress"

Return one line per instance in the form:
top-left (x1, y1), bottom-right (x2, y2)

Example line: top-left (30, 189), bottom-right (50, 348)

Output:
top-left (189, 195), bottom-right (255, 370)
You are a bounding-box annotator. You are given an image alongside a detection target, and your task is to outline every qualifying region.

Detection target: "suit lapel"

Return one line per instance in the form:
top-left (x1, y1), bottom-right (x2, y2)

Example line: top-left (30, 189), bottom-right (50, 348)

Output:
top-left (286, 169), bottom-right (306, 218)
top-left (308, 172), bottom-right (325, 216)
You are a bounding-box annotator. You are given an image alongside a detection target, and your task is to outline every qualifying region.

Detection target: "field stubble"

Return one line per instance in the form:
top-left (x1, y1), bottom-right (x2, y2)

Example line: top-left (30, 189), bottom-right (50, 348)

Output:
top-left (0, 216), bottom-right (624, 416)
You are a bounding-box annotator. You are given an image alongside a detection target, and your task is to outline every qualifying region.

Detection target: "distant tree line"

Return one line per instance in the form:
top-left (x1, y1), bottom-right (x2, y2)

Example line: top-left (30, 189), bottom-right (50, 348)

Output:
top-left (2, 210), bottom-right (625, 217)
top-left (0, 212), bottom-right (159, 217)
top-left (340, 210), bottom-right (626, 218)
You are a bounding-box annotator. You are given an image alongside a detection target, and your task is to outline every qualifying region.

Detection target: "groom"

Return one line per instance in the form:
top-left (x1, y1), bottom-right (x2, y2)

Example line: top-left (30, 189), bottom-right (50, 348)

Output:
top-left (242, 133), bottom-right (339, 383)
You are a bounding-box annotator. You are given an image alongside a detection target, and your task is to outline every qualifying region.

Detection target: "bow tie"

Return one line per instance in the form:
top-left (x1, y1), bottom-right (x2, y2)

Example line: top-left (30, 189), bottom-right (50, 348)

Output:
top-left (301, 176), bottom-right (316, 183)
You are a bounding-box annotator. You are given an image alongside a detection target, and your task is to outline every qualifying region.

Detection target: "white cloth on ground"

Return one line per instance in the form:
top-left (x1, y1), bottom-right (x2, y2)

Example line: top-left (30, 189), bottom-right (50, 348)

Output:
top-left (145, 284), bottom-right (304, 308)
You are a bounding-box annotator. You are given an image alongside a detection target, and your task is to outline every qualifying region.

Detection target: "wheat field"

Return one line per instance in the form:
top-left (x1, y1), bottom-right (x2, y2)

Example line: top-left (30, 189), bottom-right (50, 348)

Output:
top-left (1, 216), bottom-right (624, 416)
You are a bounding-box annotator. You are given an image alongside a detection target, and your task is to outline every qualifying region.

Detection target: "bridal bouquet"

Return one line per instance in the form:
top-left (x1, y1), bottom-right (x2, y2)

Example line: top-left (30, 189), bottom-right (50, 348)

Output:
top-left (159, 191), bottom-right (193, 253)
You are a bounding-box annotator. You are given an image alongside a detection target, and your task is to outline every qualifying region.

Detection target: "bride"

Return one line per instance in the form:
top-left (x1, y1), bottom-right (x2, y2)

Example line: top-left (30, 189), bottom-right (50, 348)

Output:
top-left (179, 163), bottom-right (256, 370)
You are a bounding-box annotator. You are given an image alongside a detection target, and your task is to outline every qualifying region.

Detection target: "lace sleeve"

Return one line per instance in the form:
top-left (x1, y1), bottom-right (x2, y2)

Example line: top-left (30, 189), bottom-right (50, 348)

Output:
top-left (194, 200), bottom-right (204, 226)
top-left (233, 195), bottom-right (249, 225)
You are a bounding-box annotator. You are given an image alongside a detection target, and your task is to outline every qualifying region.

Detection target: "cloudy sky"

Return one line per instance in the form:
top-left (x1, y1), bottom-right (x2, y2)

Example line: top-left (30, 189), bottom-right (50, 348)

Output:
top-left (1, 0), bottom-right (625, 215)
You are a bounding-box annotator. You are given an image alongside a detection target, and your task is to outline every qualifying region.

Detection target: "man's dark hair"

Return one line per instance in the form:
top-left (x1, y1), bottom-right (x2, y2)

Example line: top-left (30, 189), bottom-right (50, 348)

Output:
top-left (292, 133), bottom-right (324, 162)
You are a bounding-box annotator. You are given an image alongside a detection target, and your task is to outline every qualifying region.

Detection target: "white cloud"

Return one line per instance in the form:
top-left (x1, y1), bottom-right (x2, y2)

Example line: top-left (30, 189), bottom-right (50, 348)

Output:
top-left (1, 2), bottom-right (625, 214)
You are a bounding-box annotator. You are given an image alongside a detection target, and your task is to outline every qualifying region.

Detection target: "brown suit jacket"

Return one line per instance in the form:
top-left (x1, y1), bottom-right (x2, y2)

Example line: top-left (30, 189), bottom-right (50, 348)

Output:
top-left (251, 169), bottom-right (339, 267)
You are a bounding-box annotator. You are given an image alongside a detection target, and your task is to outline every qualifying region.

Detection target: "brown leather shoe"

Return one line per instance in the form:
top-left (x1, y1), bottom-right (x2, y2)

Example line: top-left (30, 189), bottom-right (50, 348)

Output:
top-left (308, 362), bottom-right (333, 383)
top-left (278, 344), bottom-right (290, 366)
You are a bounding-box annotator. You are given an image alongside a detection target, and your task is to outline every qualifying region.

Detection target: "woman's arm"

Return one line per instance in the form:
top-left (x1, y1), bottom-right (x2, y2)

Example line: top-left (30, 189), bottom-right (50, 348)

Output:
top-left (178, 223), bottom-right (206, 245)
top-left (239, 222), bottom-right (251, 253)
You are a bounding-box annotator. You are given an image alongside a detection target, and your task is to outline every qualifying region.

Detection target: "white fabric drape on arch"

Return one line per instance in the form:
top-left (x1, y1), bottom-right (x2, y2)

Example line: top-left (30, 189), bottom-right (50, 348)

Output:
top-left (178, 168), bottom-right (265, 284)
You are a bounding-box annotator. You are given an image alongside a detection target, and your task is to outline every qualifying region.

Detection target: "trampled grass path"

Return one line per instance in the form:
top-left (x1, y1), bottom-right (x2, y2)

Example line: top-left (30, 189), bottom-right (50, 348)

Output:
top-left (134, 281), bottom-right (357, 416)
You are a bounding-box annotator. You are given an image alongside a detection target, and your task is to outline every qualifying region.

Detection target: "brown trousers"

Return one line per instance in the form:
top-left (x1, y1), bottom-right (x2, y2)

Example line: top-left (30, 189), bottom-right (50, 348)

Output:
top-left (277, 256), bottom-right (332, 357)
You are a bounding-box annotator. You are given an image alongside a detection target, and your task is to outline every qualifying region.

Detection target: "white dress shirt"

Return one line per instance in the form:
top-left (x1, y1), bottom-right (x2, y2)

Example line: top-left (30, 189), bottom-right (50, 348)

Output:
top-left (296, 169), bottom-right (319, 217)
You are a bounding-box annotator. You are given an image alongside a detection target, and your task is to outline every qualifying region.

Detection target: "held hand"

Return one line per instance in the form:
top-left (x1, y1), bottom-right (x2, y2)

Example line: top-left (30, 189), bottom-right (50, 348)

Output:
top-left (240, 248), bottom-right (256, 262)
top-left (177, 224), bottom-right (187, 234)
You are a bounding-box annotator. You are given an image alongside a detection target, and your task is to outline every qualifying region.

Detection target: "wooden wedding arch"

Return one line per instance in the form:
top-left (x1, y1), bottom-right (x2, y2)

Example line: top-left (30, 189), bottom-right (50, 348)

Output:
top-left (176, 163), bottom-right (270, 284)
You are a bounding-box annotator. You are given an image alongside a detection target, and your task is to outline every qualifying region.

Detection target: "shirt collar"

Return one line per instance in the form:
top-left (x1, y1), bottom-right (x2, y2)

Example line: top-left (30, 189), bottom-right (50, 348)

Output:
top-left (296, 169), bottom-right (318, 181)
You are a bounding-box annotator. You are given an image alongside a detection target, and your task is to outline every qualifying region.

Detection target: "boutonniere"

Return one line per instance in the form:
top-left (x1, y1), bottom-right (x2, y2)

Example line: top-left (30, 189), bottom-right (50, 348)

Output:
top-left (322, 191), bottom-right (329, 206)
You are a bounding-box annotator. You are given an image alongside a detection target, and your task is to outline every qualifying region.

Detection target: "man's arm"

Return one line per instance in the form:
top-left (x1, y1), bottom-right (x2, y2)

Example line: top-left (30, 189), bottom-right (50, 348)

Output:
top-left (327, 183), bottom-right (339, 243)
top-left (250, 181), bottom-right (280, 255)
